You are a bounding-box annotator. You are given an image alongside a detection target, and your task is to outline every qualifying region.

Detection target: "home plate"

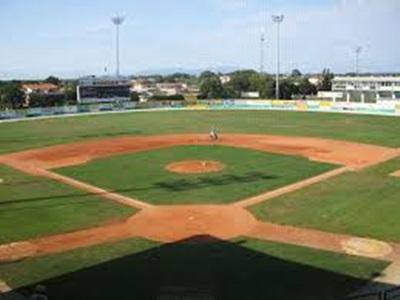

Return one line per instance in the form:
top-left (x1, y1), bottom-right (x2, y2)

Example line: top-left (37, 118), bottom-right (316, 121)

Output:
top-left (390, 170), bottom-right (400, 177)
top-left (342, 238), bottom-right (392, 258)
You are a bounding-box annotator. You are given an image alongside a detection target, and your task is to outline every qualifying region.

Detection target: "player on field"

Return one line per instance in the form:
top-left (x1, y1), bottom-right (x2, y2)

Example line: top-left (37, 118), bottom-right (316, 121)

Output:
top-left (209, 127), bottom-right (219, 141)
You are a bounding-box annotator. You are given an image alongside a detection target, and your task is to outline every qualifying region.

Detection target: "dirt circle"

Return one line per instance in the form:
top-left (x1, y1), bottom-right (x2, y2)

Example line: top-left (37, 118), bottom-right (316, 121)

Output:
top-left (166, 160), bottom-right (225, 174)
top-left (342, 238), bottom-right (393, 258)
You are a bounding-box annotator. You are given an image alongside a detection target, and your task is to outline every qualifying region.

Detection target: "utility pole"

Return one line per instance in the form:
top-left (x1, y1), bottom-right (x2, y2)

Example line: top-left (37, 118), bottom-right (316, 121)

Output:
top-left (111, 15), bottom-right (125, 78)
top-left (272, 14), bottom-right (284, 100)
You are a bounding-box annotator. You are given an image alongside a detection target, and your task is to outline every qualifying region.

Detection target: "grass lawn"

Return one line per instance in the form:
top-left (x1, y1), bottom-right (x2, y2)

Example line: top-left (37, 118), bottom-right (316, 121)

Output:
top-left (250, 157), bottom-right (400, 242)
top-left (0, 237), bottom-right (388, 300)
top-left (56, 145), bottom-right (335, 205)
top-left (1, 110), bottom-right (400, 155)
top-left (0, 165), bottom-right (135, 244)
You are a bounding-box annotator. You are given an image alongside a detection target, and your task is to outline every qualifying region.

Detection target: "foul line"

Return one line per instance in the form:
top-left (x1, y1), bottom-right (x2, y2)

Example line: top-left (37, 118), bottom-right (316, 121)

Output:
top-left (39, 169), bottom-right (152, 210)
top-left (233, 166), bottom-right (350, 208)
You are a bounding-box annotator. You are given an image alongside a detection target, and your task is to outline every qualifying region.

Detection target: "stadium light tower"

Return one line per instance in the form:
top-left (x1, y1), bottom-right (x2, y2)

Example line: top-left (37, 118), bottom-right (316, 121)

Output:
top-left (112, 15), bottom-right (125, 78)
top-left (260, 32), bottom-right (266, 74)
top-left (272, 14), bottom-right (284, 100)
top-left (355, 46), bottom-right (363, 76)
top-left (259, 0), bottom-right (267, 74)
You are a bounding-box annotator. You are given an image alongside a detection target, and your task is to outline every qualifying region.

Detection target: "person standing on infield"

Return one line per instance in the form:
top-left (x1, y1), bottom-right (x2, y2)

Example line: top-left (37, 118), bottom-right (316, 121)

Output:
top-left (209, 127), bottom-right (219, 141)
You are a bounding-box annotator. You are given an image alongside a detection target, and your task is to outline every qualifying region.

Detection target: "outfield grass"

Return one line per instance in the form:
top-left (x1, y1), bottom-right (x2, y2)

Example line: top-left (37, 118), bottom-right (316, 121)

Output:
top-left (56, 145), bottom-right (335, 205)
top-left (1, 110), bottom-right (400, 155)
top-left (0, 165), bottom-right (135, 244)
top-left (250, 157), bottom-right (400, 242)
top-left (0, 237), bottom-right (388, 300)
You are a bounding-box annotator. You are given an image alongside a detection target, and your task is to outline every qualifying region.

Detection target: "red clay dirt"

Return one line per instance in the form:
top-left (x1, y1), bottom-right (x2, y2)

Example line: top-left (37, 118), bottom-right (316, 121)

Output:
top-left (1, 207), bottom-right (398, 263)
top-left (0, 134), bottom-right (399, 265)
top-left (166, 160), bottom-right (225, 174)
top-left (0, 134), bottom-right (396, 171)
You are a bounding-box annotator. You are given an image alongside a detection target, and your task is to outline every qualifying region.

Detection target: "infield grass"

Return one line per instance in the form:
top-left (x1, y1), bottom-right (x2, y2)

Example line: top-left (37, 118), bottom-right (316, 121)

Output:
top-left (1, 110), bottom-right (400, 155)
top-left (250, 157), bottom-right (400, 242)
top-left (0, 165), bottom-right (135, 244)
top-left (0, 237), bottom-right (388, 300)
top-left (56, 145), bottom-right (336, 205)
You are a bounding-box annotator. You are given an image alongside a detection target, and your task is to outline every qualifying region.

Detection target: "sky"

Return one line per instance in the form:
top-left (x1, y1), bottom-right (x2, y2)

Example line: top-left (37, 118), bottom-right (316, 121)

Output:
top-left (0, 0), bottom-right (399, 79)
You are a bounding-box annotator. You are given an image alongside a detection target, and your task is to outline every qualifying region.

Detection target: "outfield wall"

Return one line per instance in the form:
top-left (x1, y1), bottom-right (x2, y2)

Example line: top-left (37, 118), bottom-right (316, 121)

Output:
top-left (1, 99), bottom-right (400, 122)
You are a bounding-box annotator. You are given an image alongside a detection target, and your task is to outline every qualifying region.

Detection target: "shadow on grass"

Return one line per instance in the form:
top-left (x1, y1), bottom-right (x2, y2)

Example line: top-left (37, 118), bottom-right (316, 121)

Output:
top-left (0, 172), bottom-right (278, 209)
top-left (155, 171), bottom-right (278, 192)
top-left (5, 236), bottom-right (392, 300)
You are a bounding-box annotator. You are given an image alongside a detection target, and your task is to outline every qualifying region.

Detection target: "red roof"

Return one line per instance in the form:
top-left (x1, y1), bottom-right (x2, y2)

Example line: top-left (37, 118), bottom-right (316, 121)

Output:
top-left (22, 83), bottom-right (59, 91)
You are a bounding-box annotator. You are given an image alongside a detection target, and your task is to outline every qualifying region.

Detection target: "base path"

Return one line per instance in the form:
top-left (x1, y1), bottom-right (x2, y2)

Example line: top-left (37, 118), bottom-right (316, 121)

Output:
top-left (0, 134), bottom-right (396, 171)
top-left (0, 205), bottom-right (257, 262)
top-left (0, 204), bottom-right (398, 264)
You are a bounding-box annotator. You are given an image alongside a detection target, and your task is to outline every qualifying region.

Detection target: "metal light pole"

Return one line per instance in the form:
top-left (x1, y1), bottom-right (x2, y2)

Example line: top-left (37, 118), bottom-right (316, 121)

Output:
top-left (260, 32), bottom-right (265, 74)
top-left (272, 14), bottom-right (284, 100)
top-left (112, 15), bottom-right (125, 78)
top-left (355, 46), bottom-right (362, 76)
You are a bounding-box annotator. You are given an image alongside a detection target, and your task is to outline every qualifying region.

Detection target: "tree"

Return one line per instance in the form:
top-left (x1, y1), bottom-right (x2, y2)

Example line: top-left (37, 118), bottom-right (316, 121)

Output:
top-left (298, 78), bottom-right (317, 97)
top-left (198, 71), bottom-right (218, 83)
top-left (225, 70), bottom-right (258, 95)
top-left (0, 83), bottom-right (25, 109)
top-left (291, 69), bottom-right (302, 78)
top-left (64, 81), bottom-right (77, 104)
top-left (130, 92), bottom-right (140, 102)
top-left (29, 93), bottom-right (48, 108)
top-left (278, 80), bottom-right (299, 99)
top-left (199, 76), bottom-right (225, 99)
top-left (318, 69), bottom-right (334, 91)
top-left (45, 76), bottom-right (61, 86)
top-left (164, 73), bottom-right (192, 83)
top-left (249, 73), bottom-right (274, 98)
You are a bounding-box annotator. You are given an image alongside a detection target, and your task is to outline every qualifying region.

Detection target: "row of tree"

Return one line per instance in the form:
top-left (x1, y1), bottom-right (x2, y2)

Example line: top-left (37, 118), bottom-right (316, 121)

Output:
top-left (198, 69), bottom-right (333, 100)
top-left (0, 77), bottom-right (77, 110)
top-left (0, 70), bottom-right (334, 109)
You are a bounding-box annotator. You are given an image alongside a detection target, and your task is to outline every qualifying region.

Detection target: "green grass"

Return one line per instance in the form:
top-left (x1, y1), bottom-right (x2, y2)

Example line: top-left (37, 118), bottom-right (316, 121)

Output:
top-left (0, 237), bottom-right (388, 300)
top-left (56, 145), bottom-right (335, 205)
top-left (0, 165), bottom-right (135, 244)
top-left (1, 110), bottom-right (400, 155)
top-left (250, 157), bottom-right (400, 242)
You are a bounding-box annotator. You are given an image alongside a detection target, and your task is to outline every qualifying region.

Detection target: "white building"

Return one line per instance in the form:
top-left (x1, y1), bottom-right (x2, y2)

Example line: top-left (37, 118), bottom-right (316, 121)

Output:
top-left (156, 83), bottom-right (188, 96)
top-left (241, 91), bottom-right (260, 99)
top-left (332, 76), bottom-right (400, 103)
top-left (130, 80), bottom-right (154, 93)
top-left (308, 76), bottom-right (321, 86)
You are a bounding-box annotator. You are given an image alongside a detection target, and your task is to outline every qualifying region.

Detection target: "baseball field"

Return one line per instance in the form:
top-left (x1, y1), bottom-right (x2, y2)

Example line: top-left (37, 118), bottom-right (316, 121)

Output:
top-left (1, 110), bottom-right (400, 299)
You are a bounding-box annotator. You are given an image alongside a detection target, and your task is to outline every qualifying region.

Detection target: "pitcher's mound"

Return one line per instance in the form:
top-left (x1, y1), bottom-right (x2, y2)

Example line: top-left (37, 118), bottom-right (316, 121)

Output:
top-left (166, 160), bottom-right (225, 174)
